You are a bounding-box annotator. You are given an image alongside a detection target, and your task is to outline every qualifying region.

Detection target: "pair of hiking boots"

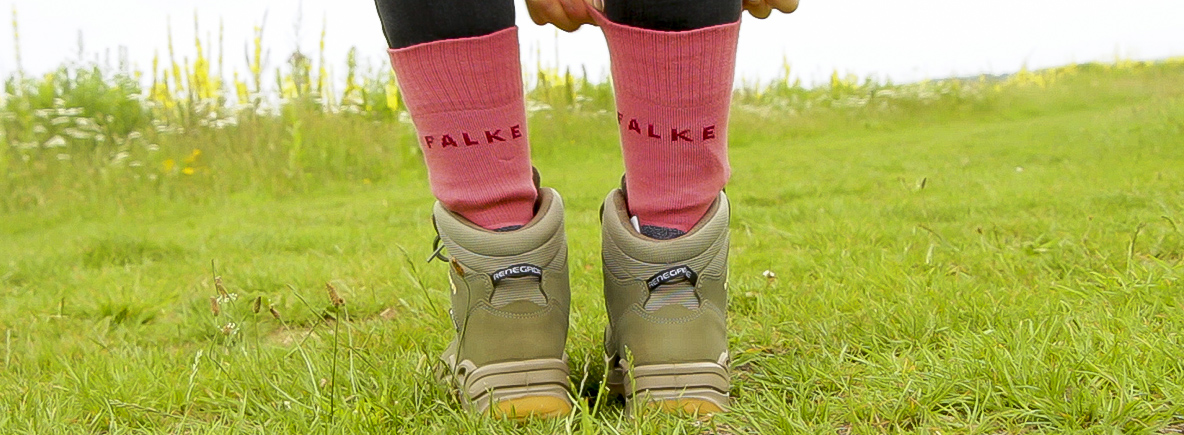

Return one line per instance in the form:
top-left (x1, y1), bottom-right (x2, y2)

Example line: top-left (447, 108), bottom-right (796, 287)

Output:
top-left (431, 185), bottom-right (731, 419)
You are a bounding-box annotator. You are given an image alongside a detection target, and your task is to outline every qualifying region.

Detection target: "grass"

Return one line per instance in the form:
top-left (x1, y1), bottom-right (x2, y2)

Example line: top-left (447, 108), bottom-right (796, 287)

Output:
top-left (2, 58), bottom-right (1184, 433)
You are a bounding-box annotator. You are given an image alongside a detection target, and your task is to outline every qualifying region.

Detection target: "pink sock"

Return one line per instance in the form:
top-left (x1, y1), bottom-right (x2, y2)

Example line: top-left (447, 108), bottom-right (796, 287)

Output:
top-left (388, 28), bottom-right (536, 230)
top-left (595, 12), bottom-right (739, 234)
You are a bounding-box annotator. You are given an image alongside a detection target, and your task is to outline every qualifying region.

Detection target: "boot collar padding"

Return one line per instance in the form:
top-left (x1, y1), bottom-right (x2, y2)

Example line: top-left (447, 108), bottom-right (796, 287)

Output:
top-left (433, 188), bottom-right (565, 258)
top-left (601, 189), bottom-right (729, 265)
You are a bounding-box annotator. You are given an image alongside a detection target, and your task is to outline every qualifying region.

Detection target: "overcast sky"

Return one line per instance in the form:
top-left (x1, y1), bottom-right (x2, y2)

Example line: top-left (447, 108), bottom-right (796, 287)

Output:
top-left (0, 0), bottom-right (1181, 87)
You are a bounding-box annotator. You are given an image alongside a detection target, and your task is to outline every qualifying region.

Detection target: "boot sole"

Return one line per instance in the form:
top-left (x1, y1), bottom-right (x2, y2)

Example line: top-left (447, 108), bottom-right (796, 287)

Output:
top-left (605, 356), bottom-right (730, 416)
top-left (448, 357), bottom-right (573, 420)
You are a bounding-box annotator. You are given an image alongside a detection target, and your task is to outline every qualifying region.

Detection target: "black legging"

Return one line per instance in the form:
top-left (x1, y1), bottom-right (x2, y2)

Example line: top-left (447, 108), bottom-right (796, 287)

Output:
top-left (374, 0), bottom-right (742, 49)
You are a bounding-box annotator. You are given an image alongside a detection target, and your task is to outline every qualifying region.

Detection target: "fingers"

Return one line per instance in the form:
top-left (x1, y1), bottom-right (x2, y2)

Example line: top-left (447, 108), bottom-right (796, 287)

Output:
top-left (535, 0), bottom-right (793, 29)
top-left (559, 0), bottom-right (595, 28)
top-left (525, 0), bottom-right (594, 32)
top-left (744, 0), bottom-right (773, 19)
top-left (526, 0), bottom-right (566, 28)
top-left (526, 0), bottom-right (550, 25)
top-left (767, 0), bottom-right (799, 13)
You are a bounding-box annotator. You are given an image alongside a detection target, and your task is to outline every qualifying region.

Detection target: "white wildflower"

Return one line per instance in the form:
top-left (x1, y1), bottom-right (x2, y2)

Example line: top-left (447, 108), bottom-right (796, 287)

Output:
top-left (74, 117), bottom-right (99, 130)
top-left (44, 136), bottom-right (67, 148)
top-left (63, 128), bottom-right (91, 140)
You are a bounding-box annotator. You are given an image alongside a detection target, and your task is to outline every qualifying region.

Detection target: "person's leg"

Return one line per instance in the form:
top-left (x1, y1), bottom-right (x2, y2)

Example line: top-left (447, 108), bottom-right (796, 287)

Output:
top-left (375, 0), bottom-right (517, 49)
top-left (377, 0), bottom-right (535, 231)
top-left (594, 0), bottom-right (742, 415)
top-left (596, 0), bottom-right (741, 239)
top-left (604, 0), bottom-right (741, 31)
top-left (375, 1), bottom-right (572, 419)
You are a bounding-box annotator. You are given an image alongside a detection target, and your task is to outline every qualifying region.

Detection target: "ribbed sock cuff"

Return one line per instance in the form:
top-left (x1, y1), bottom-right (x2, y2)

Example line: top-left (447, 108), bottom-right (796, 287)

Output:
top-left (595, 11), bottom-right (739, 232)
top-left (388, 27), bottom-right (537, 230)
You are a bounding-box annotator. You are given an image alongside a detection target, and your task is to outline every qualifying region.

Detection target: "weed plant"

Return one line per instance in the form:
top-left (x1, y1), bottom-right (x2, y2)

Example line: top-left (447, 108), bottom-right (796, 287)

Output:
top-left (2, 11), bottom-right (1184, 435)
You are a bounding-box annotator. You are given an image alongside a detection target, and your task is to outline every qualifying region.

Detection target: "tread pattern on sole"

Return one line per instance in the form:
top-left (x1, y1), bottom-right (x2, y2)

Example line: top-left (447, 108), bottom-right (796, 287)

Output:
top-left (446, 357), bottom-right (573, 418)
top-left (605, 358), bottom-right (731, 415)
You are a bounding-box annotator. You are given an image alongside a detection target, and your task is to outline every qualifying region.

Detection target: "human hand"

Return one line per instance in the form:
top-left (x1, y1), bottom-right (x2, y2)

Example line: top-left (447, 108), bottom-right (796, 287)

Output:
top-left (525, 0), bottom-right (600, 32)
top-left (743, 0), bottom-right (799, 19)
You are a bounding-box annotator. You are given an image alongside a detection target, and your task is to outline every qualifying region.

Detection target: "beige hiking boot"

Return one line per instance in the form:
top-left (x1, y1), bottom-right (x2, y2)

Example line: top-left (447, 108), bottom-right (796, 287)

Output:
top-left (599, 188), bottom-right (732, 416)
top-left (431, 187), bottom-right (572, 419)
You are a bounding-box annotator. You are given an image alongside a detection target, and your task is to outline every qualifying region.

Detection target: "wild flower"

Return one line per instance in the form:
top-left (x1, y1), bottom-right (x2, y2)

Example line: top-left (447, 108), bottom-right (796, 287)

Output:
top-left (44, 136), bottom-right (66, 147)
top-left (214, 291), bottom-right (236, 305)
top-left (73, 117), bottom-right (99, 130)
top-left (63, 128), bottom-right (90, 140)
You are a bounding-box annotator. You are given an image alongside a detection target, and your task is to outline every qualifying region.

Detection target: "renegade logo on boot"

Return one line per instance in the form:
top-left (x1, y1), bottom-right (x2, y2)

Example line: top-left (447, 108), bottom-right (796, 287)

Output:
top-left (647, 266), bottom-right (698, 291)
top-left (491, 263), bottom-right (543, 284)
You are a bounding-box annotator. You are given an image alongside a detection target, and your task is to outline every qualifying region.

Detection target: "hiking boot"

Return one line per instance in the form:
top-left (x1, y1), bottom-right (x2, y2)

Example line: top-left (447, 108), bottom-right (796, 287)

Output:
top-left (432, 187), bottom-right (572, 419)
top-left (600, 188), bottom-right (732, 415)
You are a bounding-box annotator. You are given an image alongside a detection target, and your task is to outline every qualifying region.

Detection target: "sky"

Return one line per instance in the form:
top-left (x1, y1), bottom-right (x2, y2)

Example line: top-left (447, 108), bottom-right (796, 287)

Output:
top-left (0, 0), bottom-right (1181, 88)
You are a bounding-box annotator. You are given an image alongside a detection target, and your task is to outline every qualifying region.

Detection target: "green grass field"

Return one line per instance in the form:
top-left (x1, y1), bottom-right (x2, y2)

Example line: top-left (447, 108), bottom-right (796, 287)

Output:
top-left (2, 60), bottom-right (1184, 433)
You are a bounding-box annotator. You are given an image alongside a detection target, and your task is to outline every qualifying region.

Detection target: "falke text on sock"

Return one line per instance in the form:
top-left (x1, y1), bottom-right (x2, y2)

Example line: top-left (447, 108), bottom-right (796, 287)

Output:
top-left (421, 124), bottom-right (524, 149)
top-left (617, 112), bottom-right (717, 143)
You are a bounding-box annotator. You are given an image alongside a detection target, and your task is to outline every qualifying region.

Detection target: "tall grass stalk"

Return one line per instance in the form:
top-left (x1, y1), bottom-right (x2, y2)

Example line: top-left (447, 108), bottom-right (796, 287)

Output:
top-left (3, 10), bottom-right (1183, 218)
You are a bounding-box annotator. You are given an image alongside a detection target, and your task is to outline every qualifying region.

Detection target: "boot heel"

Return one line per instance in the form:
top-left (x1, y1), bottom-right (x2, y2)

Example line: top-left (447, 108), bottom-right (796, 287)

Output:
top-left (607, 358), bottom-right (730, 415)
top-left (454, 358), bottom-right (572, 419)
